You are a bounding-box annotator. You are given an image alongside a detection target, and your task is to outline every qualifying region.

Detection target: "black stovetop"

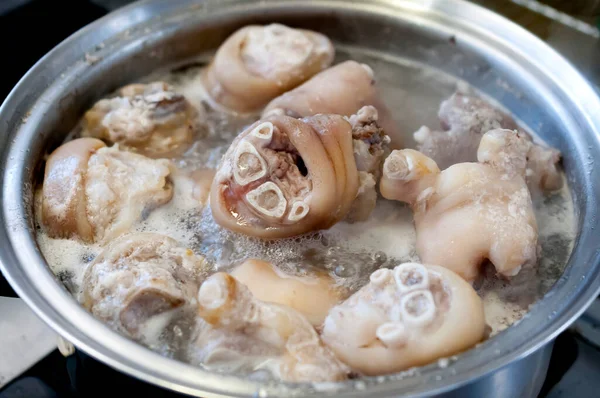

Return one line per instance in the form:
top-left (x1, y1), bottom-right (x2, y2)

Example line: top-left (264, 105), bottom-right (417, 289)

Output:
top-left (0, 1), bottom-right (598, 397)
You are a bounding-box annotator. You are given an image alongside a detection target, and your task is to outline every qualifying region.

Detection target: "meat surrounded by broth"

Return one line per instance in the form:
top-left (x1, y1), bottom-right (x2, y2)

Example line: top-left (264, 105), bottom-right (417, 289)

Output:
top-left (34, 22), bottom-right (575, 383)
top-left (194, 272), bottom-right (349, 382)
top-left (210, 106), bottom-right (389, 238)
top-left (263, 60), bottom-right (402, 149)
top-left (380, 129), bottom-right (538, 282)
top-left (321, 263), bottom-right (486, 375)
top-left (413, 91), bottom-right (562, 192)
top-left (82, 82), bottom-right (199, 158)
top-left (80, 233), bottom-right (208, 338)
top-left (201, 24), bottom-right (334, 113)
top-left (42, 138), bottom-right (173, 243)
top-left (231, 259), bottom-right (342, 326)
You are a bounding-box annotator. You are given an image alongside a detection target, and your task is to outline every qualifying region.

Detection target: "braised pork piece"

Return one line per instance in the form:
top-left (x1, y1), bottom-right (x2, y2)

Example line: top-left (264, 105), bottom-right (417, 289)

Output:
top-left (35, 23), bottom-right (575, 383)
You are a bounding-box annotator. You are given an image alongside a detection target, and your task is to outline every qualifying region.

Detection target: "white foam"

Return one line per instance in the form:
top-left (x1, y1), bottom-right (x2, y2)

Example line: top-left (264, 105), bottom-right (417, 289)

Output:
top-left (35, 56), bottom-right (577, 378)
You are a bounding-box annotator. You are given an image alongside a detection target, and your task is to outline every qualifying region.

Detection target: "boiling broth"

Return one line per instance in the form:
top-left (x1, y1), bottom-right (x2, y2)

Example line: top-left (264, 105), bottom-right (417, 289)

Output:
top-left (35, 47), bottom-right (576, 370)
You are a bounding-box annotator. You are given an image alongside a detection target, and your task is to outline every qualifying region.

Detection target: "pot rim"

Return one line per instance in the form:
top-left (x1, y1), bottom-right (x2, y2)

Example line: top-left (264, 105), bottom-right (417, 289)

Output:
top-left (1, 0), bottom-right (600, 397)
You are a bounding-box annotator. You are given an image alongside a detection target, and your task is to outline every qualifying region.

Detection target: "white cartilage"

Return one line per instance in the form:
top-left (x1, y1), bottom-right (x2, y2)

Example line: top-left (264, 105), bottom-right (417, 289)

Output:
top-left (369, 268), bottom-right (392, 286)
top-left (321, 263), bottom-right (486, 375)
top-left (233, 141), bottom-right (267, 186)
top-left (383, 149), bottom-right (440, 181)
top-left (250, 122), bottom-right (274, 141)
top-left (246, 181), bottom-right (287, 218)
top-left (399, 290), bottom-right (436, 328)
top-left (288, 201), bottom-right (309, 222)
top-left (197, 275), bottom-right (229, 311)
top-left (393, 262), bottom-right (430, 293)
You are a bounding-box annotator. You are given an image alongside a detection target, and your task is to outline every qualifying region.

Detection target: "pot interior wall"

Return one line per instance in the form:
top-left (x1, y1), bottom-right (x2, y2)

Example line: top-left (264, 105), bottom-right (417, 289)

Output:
top-left (3, 1), bottom-right (599, 397)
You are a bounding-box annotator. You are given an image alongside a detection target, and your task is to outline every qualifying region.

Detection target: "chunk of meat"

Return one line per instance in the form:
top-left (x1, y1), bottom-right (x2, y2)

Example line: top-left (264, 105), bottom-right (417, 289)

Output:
top-left (82, 82), bottom-right (199, 158)
top-left (42, 138), bottom-right (173, 243)
top-left (380, 130), bottom-right (538, 281)
top-left (477, 128), bottom-right (531, 178)
top-left (210, 106), bottom-right (389, 238)
top-left (322, 263), bottom-right (485, 375)
top-left (231, 259), bottom-right (342, 326)
top-left (263, 60), bottom-right (402, 149)
top-left (201, 24), bottom-right (334, 113)
top-left (348, 104), bottom-right (391, 179)
top-left (413, 92), bottom-right (520, 168)
top-left (413, 92), bottom-right (562, 192)
top-left (42, 138), bottom-right (106, 241)
top-left (80, 233), bottom-right (208, 338)
top-left (193, 272), bottom-right (349, 382)
top-left (526, 144), bottom-right (563, 192)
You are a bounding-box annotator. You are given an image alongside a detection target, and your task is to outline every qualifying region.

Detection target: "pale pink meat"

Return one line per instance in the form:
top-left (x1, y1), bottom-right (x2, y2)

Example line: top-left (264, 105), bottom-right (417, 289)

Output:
top-left (80, 233), bottom-right (208, 338)
top-left (211, 106), bottom-right (389, 238)
top-left (82, 81), bottom-right (199, 158)
top-left (322, 263), bottom-right (485, 375)
top-left (194, 272), bottom-right (349, 382)
top-left (263, 60), bottom-right (402, 149)
top-left (201, 24), bottom-right (334, 113)
top-left (42, 138), bottom-right (173, 243)
top-left (381, 130), bottom-right (538, 282)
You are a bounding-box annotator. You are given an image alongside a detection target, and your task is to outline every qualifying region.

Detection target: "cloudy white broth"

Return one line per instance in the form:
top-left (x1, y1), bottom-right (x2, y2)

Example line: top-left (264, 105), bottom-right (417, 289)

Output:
top-left (35, 24), bottom-right (575, 382)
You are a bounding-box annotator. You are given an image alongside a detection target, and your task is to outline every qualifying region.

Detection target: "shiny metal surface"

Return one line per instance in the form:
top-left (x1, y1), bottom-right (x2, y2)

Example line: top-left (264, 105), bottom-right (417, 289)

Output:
top-left (0, 0), bottom-right (599, 397)
top-left (443, 342), bottom-right (554, 398)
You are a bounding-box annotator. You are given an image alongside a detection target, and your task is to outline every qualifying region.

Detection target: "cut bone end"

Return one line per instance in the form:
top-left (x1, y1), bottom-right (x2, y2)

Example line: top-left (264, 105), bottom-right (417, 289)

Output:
top-left (400, 290), bottom-right (436, 328)
top-left (393, 262), bottom-right (430, 293)
top-left (246, 181), bottom-right (288, 219)
top-left (376, 322), bottom-right (408, 348)
top-left (383, 151), bottom-right (412, 180)
top-left (370, 268), bottom-right (392, 286)
top-left (198, 273), bottom-right (234, 311)
top-left (288, 201), bottom-right (309, 222)
top-left (383, 150), bottom-right (439, 181)
top-left (233, 140), bottom-right (267, 186)
top-left (250, 122), bottom-right (274, 141)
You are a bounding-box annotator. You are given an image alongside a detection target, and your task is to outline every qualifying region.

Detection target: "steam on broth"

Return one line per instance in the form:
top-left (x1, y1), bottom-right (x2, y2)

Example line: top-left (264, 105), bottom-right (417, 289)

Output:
top-left (35, 24), bottom-right (575, 382)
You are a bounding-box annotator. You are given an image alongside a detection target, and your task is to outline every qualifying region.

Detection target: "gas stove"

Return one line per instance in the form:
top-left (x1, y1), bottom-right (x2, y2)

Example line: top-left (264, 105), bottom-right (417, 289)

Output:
top-left (0, 1), bottom-right (598, 397)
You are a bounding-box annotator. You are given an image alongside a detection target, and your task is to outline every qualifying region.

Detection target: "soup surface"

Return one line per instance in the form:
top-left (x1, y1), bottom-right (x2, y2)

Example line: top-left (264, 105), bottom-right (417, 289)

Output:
top-left (35, 38), bottom-right (575, 381)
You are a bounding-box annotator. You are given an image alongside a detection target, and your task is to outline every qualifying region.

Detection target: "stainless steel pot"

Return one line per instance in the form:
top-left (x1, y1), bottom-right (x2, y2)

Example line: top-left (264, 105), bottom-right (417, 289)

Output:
top-left (1, 0), bottom-right (599, 397)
